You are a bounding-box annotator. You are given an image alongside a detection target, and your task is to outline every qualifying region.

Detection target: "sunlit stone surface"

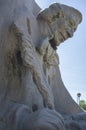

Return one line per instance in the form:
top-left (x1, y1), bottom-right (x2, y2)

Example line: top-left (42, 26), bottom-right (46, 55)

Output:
top-left (0, 0), bottom-right (86, 130)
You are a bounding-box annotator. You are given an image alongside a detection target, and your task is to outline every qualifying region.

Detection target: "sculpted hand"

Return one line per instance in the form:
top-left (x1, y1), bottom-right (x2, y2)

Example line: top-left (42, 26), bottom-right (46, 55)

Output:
top-left (26, 108), bottom-right (65, 130)
top-left (20, 35), bottom-right (55, 109)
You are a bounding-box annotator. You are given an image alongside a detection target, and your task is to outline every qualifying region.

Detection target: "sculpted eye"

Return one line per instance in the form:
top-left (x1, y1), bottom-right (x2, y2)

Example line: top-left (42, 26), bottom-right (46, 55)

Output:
top-left (50, 11), bottom-right (65, 23)
top-left (69, 20), bottom-right (76, 27)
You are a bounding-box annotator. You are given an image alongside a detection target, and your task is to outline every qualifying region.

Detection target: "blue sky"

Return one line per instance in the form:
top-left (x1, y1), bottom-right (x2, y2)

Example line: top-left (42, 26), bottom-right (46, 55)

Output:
top-left (35, 0), bottom-right (86, 102)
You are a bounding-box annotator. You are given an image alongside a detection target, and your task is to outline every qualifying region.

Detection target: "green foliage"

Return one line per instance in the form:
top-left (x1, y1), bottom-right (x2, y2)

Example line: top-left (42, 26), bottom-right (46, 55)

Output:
top-left (79, 100), bottom-right (86, 110)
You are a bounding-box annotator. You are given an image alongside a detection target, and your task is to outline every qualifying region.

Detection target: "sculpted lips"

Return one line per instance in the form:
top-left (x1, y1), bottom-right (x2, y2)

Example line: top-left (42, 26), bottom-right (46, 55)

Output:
top-left (58, 29), bottom-right (74, 43)
top-left (59, 32), bottom-right (66, 41)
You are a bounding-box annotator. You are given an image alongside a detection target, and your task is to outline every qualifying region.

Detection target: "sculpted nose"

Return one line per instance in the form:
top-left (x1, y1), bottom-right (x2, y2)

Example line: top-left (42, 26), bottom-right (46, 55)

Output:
top-left (67, 28), bottom-right (74, 37)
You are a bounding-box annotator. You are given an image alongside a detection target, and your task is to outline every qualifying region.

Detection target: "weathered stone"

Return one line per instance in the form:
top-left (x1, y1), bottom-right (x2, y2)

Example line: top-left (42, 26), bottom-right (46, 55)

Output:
top-left (64, 112), bottom-right (86, 130)
top-left (0, 0), bottom-right (86, 130)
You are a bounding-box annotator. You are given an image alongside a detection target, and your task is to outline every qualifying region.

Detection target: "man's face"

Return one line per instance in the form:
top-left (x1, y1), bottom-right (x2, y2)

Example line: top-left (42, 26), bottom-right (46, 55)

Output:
top-left (49, 17), bottom-right (76, 46)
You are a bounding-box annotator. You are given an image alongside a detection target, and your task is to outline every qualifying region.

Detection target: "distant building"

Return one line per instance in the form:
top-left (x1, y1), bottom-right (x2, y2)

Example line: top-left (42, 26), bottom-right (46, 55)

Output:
top-left (77, 93), bottom-right (81, 104)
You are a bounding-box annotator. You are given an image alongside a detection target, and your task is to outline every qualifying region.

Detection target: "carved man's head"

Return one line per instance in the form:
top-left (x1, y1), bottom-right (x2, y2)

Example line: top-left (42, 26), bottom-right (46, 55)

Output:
top-left (37, 3), bottom-right (82, 48)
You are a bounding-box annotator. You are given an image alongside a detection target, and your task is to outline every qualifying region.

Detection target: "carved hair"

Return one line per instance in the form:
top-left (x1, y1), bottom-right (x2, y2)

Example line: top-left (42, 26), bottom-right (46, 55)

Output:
top-left (37, 3), bottom-right (82, 44)
top-left (37, 3), bottom-right (82, 26)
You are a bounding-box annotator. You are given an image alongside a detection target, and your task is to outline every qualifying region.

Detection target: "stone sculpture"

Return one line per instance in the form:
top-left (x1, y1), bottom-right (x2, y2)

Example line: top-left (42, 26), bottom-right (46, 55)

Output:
top-left (0, 0), bottom-right (86, 130)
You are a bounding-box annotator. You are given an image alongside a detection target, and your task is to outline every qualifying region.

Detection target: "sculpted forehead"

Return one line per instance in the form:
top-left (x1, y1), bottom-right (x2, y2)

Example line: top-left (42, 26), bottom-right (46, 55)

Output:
top-left (38, 3), bottom-right (82, 26)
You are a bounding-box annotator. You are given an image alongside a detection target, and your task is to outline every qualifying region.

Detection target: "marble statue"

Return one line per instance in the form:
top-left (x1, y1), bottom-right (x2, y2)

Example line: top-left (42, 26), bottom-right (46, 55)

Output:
top-left (0, 0), bottom-right (86, 130)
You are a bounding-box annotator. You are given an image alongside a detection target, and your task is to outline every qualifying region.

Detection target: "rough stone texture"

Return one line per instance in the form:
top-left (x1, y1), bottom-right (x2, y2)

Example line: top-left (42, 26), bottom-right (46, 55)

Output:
top-left (0, 0), bottom-right (86, 130)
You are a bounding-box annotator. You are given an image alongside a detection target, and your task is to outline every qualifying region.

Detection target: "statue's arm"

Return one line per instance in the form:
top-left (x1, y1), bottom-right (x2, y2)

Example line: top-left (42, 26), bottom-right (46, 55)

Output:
top-left (5, 102), bottom-right (65, 130)
top-left (10, 15), bottom-right (54, 110)
top-left (11, 14), bottom-right (36, 69)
